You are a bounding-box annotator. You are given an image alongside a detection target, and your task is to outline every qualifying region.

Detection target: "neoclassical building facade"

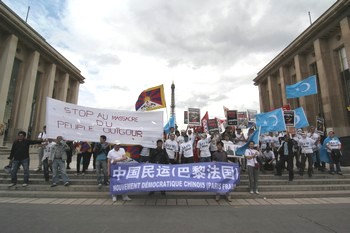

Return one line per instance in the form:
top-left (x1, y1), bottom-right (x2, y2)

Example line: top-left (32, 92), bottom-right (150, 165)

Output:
top-left (254, 0), bottom-right (350, 138)
top-left (0, 2), bottom-right (84, 144)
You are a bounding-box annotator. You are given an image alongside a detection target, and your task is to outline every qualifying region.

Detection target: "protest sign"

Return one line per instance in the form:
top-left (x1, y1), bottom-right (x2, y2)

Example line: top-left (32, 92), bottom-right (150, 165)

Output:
top-left (227, 110), bottom-right (238, 126)
top-left (45, 97), bottom-right (163, 148)
top-left (284, 110), bottom-right (295, 127)
top-left (207, 118), bottom-right (220, 135)
top-left (188, 108), bottom-right (201, 125)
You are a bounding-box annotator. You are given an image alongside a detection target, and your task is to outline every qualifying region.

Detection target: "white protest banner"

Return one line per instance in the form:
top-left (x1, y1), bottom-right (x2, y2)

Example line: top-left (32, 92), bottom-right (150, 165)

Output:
top-left (46, 97), bottom-right (163, 148)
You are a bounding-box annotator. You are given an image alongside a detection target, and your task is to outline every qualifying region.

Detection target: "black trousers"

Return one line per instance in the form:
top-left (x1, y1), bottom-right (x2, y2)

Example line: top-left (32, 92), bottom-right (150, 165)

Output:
top-left (276, 154), bottom-right (294, 181)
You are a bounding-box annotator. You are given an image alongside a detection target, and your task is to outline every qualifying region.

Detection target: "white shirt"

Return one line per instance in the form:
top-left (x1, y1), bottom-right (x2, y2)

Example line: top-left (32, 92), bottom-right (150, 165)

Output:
top-left (164, 139), bottom-right (179, 159)
top-left (179, 141), bottom-right (193, 158)
top-left (140, 147), bottom-right (150, 157)
top-left (188, 134), bottom-right (196, 146)
top-left (326, 138), bottom-right (341, 152)
top-left (308, 132), bottom-right (320, 150)
top-left (272, 136), bottom-right (281, 148)
top-left (107, 148), bottom-right (126, 163)
top-left (235, 133), bottom-right (246, 146)
top-left (177, 136), bottom-right (185, 145)
top-left (38, 131), bottom-right (47, 140)
top-left (298, 137), bottom-right (315, 154)
top-left (222, 140), bottom-right (237, 157)
top-left (197, 138), bottom-right (211, 158)
top-left (245, 148), bottom-right (259, 167)
top-left (263, 150), bottom-right (275, 160)
top-left (42, 142), bottom-right (56, 161)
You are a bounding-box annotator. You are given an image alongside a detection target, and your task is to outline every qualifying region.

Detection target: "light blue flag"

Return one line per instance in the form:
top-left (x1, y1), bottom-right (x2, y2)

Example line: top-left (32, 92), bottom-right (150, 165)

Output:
top-left (256, 108), bottom-right (286, 134)
top-left (294, 107), bottom-right (309, 129)
top-left (164, 116), bottom-right (175, 134)
top-left (236, 127), bottom-right (261, 156)
top-left (286, 75), bottom-right (318, 99)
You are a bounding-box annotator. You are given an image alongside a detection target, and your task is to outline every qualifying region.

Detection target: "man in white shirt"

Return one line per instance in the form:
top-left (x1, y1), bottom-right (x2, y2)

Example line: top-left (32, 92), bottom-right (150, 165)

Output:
top-left (197, 133), bottom-right (211, 162)
top-left (298, 132), bottom-right (316, 177)
top-left (179, 135), bottom-right (194, 163)
top-left (35, 125), bottom-right (47, 172)
top-left (164, 134), bottom-right (179, 164)
top-left (308, 126), bottom-right (321, 170)
top-left (187, 129), bottom-right (196, 147)
top-left (107, 140), bottom-right (132, 202)
top-left (177, 130), bottom-right (186, 145)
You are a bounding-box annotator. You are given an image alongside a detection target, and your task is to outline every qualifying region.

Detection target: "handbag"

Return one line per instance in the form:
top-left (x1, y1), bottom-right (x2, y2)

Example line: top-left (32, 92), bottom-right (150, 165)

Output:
top-left (254, 162), bottom-right (260, 169)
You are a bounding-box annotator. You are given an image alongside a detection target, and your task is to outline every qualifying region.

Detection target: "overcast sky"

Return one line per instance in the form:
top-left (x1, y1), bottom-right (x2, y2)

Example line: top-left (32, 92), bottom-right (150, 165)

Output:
top-left (4, 0), bottom-right (336, 129)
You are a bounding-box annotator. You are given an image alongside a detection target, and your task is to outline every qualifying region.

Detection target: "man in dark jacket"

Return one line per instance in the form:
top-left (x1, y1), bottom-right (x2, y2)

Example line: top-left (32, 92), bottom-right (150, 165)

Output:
top-left (149, 139), bottom-right (169, 196)
top-left (8, 131), bottom-right (43, 187)
top-left (276, 135), bottom-right (295, 181)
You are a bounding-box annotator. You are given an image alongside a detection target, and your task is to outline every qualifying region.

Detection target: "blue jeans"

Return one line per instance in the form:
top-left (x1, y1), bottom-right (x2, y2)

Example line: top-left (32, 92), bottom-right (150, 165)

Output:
top-left (52, 159), bottom-right (69, 184)
top-left (96, 160), bottom-right (108, 184)
top-left (200, 157), bottom-right (211, 162)
top-left (11, 158), bottom-right (30, 184)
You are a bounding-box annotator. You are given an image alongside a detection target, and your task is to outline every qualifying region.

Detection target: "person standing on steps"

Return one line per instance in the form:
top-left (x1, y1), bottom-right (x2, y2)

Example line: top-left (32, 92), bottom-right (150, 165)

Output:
top-left (8, 131), bottom-right (43, 187)
top-left (49, 136), bottom-right (70, 187)
top-left (93, 135), bottom-right (111, 188)
top-left (35, 125), bottom-right (47, 172)
top-left (107, 140), bottom-right (132, 202)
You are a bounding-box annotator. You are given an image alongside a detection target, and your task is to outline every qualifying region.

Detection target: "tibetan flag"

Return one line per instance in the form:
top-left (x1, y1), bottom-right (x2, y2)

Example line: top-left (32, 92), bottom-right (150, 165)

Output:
top-left (294, 107), bottom-right (309, 129)
top-left (121, 145), bottom-right (143, 161)
top-left (135, 85), bottom-right (166, 111)
top-left (256, 108), bottom-right (286, 134)
top-left (236, 127), bottom-right (261, 156)
top-left (286, 75), bottom-right (318, 99)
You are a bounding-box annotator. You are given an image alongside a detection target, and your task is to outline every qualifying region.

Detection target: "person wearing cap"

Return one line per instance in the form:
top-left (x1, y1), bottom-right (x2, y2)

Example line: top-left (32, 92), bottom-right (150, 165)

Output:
top-left (177, 130), bottom-right (186, 145)
top-left (298, 132), bottom-right (316, 177)
top-left (107, 140), bottom-right (132, 202)
top-left (179, 135), bottom-right (194, 163)
top-left (324, 131), bottom-right (342, 175)
top-left (197, 133), bottom-right (211, 162)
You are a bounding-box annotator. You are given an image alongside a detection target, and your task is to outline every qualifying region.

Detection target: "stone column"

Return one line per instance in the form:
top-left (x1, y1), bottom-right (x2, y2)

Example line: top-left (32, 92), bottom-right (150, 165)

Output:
top-left (0, 35), bottom-right (18, 123)
top-left (37, 64), bottom-right (56, 129)
top-left (340, 17), bottom-right (350, 70)
top-left (314, 38), bottom-right (347, 134)
top-left (70, 80), bottom-right (80, 104)
top-left (258, 84), bottom-right (264, 112)
top-left (57, 73), bottom-right (69, 101)
top-left (15, 51), bottom-right (40, 132)
top-left (293, 54), bottom-right (308, 108)
top-left (279, 67), bottom-right (288, 106)
top-left (267, 75), bottom-right (275, 111)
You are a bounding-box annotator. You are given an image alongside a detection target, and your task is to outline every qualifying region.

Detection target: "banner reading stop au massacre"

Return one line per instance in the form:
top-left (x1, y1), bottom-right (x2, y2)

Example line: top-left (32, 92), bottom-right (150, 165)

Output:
top-left (45, 97), bottom-right (163, 148)
top-left (110, 162), bottom-right (240, 194)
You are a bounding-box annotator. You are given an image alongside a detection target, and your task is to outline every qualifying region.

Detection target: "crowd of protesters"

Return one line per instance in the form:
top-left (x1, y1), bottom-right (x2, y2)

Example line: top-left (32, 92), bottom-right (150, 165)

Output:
top-left (6, 124), bottom-right (343, 202)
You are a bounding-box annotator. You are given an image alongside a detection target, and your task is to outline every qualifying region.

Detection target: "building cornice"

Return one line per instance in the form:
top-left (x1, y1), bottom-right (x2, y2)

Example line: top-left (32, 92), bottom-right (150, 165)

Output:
top-left (0, 1), bottom-right (85, 83)
top-left (253, 0), bottom-right (350, 85)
